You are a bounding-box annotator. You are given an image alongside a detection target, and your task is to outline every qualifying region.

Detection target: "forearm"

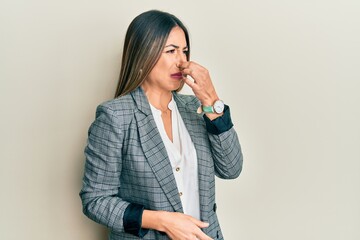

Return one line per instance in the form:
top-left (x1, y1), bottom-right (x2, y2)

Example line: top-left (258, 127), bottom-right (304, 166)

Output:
top-left (209, 127), bottom-right (243, 179)
top-left (81, 192), bottom-right (130, 232)
top-left (203, 106), bottom-right (243, 179)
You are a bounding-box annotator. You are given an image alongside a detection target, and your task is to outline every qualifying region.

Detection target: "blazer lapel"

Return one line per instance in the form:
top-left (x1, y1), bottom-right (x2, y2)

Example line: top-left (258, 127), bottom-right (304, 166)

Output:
top-left (173, 93), bottom-right (212, 222)
top-left (130, 87), bottom-right (183, 213)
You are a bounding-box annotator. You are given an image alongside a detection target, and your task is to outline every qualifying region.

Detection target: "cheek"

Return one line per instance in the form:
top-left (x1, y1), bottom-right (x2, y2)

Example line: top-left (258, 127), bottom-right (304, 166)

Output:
top-left (159, 56), bottom-right (175, 70)
top-left (150, 56), bottom-right (174, 77)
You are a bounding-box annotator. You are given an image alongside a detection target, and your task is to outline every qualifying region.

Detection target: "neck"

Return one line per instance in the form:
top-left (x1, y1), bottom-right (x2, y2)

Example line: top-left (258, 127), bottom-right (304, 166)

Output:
top-left (141, 84), bottom-right (172, 112)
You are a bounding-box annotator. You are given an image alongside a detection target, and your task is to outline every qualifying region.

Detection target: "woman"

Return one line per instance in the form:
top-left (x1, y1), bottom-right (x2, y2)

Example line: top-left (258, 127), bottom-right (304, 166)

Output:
top-left (80, 10), bottom-right (243, 240)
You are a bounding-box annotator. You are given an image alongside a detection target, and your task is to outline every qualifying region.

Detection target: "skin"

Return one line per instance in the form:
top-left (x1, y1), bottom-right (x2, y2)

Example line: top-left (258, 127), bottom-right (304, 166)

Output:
top-left (141, 26), bottom-right (222, 240)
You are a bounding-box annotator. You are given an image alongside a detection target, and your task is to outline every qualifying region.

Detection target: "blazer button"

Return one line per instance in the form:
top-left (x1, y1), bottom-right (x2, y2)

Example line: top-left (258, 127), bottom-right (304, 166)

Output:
top-left (179, 192), bottom-right (183, 197)
top-left (176, 167), bottom-right (180, 172)
top-left (213, 203), bottom-right (217, 212)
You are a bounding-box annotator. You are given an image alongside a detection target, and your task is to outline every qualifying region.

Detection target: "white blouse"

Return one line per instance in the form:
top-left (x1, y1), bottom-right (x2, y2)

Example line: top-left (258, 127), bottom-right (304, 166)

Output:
top-left (149, 97), bottom-right (200, 220)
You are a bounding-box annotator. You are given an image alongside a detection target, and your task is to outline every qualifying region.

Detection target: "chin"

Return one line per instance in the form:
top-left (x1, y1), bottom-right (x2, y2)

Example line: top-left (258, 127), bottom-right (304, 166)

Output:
top-left (166, 80), bottom-right (182, 91)
top-left (170, 83), bottom-right (182, 91)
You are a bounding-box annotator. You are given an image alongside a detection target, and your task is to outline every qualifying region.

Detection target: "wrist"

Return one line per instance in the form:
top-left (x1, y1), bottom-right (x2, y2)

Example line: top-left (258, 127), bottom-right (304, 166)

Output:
top-left (205, 112), bottom-right (224, 120)
top-left (201, 95), bottom-right (219, 107)
top-left (142, 210), bottom-right (167, 232)
top-left (157, 211), bottom-right (170, 232)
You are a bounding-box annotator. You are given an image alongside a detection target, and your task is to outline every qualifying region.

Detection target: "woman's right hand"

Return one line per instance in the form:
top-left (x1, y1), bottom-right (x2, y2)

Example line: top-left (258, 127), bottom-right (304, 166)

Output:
top-left (142, 210), bottom-right (213, 240)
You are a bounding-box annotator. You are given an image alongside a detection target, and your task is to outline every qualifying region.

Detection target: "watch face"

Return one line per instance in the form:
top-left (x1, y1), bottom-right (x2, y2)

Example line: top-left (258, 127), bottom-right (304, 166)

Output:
top-left (214, 100), bottom-right (224, 114)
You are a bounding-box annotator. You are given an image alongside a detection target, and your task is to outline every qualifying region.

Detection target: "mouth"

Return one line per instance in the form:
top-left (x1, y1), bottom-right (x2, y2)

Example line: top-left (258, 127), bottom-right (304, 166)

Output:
top-left (170, 72), bottom-right (183, 79)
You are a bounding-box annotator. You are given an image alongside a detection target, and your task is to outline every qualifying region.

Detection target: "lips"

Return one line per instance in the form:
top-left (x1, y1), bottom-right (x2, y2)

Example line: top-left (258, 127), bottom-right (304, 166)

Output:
top-left (170, 72), bottom-right (183, 79)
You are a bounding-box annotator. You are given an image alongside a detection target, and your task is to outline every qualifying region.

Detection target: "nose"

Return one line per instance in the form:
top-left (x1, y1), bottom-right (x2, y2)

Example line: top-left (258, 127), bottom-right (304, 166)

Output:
top-left (180, 51), bottom-right (187, 62)
top-left (176, 51), bottom-right (187, 68)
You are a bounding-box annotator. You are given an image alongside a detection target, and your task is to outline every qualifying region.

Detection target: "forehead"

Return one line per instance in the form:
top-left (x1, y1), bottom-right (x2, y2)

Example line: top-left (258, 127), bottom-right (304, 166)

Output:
top-left (165, 27), bottom-right (187, 46)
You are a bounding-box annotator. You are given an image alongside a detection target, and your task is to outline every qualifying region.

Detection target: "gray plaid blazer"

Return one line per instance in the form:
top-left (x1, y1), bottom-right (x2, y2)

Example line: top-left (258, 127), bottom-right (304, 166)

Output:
top-left (80, 87), bottom-right (243, 239)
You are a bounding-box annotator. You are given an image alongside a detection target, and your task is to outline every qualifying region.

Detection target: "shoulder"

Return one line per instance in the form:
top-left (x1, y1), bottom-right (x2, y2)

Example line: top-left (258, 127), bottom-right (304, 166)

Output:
top-left (94, 93), bottom-right (136, 126)
top-left (99, 94), bottom-right (135, 114)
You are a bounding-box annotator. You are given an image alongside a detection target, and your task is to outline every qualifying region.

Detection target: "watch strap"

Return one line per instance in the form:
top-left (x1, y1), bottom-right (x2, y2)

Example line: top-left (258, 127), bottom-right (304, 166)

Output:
top-left (202, 105), bottom-right (214, 113)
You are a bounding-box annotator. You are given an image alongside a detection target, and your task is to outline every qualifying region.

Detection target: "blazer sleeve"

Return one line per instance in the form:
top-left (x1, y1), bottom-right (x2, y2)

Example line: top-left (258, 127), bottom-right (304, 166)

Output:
top-left (204, 105), bottom-right (243, 179)
top-left (79, 104), bottom-right (147, 237)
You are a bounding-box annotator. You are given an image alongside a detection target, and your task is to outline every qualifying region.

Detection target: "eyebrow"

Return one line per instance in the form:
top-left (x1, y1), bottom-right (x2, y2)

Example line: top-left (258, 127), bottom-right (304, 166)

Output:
top-left (164, 44), bottom-right (188, 49)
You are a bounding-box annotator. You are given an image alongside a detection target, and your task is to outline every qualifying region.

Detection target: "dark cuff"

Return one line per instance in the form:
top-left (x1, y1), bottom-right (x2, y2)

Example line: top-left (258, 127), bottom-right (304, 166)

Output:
top-left (123, 203), bottom-right (149, 237)
top-left (203, 105), bottom-right (233, 135)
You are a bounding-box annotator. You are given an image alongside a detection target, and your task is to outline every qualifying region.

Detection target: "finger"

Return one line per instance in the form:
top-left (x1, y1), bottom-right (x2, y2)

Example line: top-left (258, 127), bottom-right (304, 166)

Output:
top-left (191, 225), bottom-right (212, 240)
top-left (183, 77), bottom-right (197, 89)
top-left (197, 235), bottom-right (213, 240)
top-left (198, 235), bottom-right (213, 240)
top-left (195, 229), bottom-right (213, 240)
top-left (197, 221), bottom-right (209, 228)
top-left (189, 217), bottom-right (209, 229)
top-left (181, 68), bottom-right (193, 76)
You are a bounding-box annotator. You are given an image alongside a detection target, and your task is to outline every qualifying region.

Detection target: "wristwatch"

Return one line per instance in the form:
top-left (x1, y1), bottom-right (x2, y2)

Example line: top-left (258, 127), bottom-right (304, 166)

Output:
top-left (202, 100), bottom-right (225, 114)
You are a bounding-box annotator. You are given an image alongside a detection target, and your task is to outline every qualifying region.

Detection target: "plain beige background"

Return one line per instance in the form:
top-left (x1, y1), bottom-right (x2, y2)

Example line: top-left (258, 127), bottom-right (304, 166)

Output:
top-left (1, 0), bottom-right (359, 239)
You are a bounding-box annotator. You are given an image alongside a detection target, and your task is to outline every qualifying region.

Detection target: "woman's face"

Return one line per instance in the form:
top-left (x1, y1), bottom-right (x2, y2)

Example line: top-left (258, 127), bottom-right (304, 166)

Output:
top-left (144, 26), bottom-right (188, 93)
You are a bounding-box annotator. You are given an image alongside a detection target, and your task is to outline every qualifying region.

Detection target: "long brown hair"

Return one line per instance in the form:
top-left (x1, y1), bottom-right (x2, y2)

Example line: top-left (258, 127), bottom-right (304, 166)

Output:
top-left (114, 10), bottom-right (190, 98)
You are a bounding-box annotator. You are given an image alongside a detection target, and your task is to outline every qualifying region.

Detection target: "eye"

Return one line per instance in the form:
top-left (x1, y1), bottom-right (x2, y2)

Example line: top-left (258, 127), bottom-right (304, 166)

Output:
top-left (165, 49), bottom-right (176, 54)
top-left (183, 49), bottom-right (189, 55)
